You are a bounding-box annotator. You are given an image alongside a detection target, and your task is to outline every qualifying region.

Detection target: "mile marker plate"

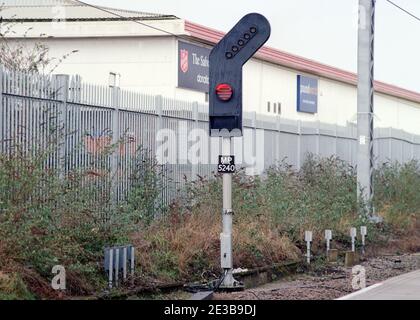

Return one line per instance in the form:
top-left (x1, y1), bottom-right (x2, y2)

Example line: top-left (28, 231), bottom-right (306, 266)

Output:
top-left (218, 156), bottom-right (236, 173)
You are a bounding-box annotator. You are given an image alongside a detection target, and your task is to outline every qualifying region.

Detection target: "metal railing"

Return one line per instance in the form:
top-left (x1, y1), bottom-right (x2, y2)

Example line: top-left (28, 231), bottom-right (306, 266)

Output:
top-left (1, 66), bottom-right (420, 209)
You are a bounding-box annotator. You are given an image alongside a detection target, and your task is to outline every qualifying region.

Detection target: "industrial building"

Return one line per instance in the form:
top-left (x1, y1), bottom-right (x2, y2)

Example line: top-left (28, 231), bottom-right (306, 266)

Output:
top-left (2, 0), bottom-right (420, 135)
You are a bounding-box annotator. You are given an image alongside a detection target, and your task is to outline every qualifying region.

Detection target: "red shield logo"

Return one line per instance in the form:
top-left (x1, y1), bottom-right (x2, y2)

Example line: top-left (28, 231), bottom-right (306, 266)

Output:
top-left (180, 49), bottom-right (189, 73)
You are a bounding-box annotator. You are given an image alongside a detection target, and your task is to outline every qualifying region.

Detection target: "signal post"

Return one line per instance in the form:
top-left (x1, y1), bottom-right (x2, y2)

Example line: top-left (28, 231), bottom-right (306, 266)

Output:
top-left (209, 13), bottom-right (271, 290)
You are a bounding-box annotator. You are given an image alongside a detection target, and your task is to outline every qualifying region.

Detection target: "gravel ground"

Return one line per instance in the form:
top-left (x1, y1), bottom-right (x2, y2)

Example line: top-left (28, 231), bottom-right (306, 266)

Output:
top-left (214, 253), bottom-right (420, 300)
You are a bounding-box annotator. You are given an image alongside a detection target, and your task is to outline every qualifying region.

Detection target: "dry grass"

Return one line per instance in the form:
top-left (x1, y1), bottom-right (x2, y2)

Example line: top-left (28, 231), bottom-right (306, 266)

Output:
top-left (132, 208), bottom-right (300, 284)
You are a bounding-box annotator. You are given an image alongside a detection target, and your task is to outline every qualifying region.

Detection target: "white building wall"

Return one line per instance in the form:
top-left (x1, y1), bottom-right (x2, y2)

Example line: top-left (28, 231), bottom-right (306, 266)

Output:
top-left (11, 35), bottom-right (420, 135)
top-left (40, 36), bottom-right (178, 97)
top-left (244, 58), bottom-right (420, 135)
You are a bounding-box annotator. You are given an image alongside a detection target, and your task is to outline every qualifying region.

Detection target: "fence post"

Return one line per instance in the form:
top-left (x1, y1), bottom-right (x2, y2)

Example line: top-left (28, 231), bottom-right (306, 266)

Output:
top-left (191, 101), bottom-right (199, 181)
top-left (0, 65), bottom-right (3, 154)
top-left (155, 95), bottom-right (163, 163)
top-left (69, 75), bottom-right (82, 104)
top-left (388, 127), bottom-right (392, 162)
top-left (252, 112), bottom-right (257, 170)
top-left (155, 95), bottom-right (163, 219)
top-left (334, 123), bottom-right (338, 157)
top-left (411, 133), bottom-right (415, 161)
top-left (276, 115), bottom-right (281, 162)
top-left (297, 120), bottom-right (302, 170)
top-left (111, 86), bottom-right (121, 204)
top-left (54, 75), bottom-right (70, 179)
top-left (349, 123), bottom-right (354, 165)
top-left (316, 120), bottom-right (320, 157)
top-left (400, 130), bottom-right (403, 163)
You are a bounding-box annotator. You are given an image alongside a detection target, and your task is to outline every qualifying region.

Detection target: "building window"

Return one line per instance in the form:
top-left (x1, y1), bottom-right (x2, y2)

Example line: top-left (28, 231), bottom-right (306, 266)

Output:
top-left (278, 102), bottom-right (282, 114)
top-left (205, 92), bottom-right (209, 102)
top-left (267, 102), bottom-right (271, 113)
top-left (273, 103), bottom-right (277, 114)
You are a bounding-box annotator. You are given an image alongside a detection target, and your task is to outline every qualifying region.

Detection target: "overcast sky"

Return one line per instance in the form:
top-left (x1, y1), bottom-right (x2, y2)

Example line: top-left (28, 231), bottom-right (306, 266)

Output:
top-left (84, 0), bottom-right (420, 92)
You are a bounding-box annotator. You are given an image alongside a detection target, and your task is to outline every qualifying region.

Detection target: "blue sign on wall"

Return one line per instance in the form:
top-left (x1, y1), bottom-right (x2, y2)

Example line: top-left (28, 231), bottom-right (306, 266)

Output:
top-left (297, 75), bottom-right (318, 113)
top-left (178, 41), bottom-right (210, 93)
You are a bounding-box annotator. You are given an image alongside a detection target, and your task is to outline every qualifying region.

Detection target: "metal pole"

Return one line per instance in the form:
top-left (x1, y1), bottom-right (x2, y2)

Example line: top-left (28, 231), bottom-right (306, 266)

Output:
top-left (130, 246), bottom-right (135, 286)
top-left (114, 247), bottom-right (119, 287)
top-left (357, 0), bottom-right (379, 221)
top-left (0, 65), bottom-right (3, 154)
top-left (108, 248), bottom-right (113, 289)
top-left (220, 137), bottom-right (239, 288)
top-left (123, 247), bottom-right (127, 281)
top-left (55, 75), bottom-right (69, 180)
top-left (111, 86), bottom-right (120, 205)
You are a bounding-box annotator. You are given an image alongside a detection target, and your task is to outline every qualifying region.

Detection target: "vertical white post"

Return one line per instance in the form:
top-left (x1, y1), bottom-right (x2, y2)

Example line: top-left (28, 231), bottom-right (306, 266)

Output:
top-left (123, 247), bottom-right (127, 281)
top-left (192, 102), bottom-right (199, 181)
top-left (220, 137), bottom-right (238, 288)
top-left (114, 247), bottom-right (119, 287)
top-left (111, 86), bottom-right (120, 204)
top-left (388, 127), bottom-right (393, 161)
top-left (55, 75), bottom-right (69, 179)
top-left (297, 120), bottom-right (302, 170)
top-left (350, 227), bottom-right (357, 252)
top-left (276, 116), bottom-right (281, 161)
top-left (307, 242), bottom-right (311, 264)
top-left (316, 120), bottom-right (320, 156)
top-left (130, 246), bottom-right (135, 285)
top-left (325, 229), bottom-right (332, 254)
top-left (357, 0), bottom-right (376, 218)
top-left (0, 65), bottom-right (4, 154)
top-left (411, 134), bottom-right (415, 161)
top-left (155, 95), bottom-right (163, 220)
top-left (305, 231), bottom-right (313, 264)
top-left (361, 226), bottom-right (367, 254)
top-left (108, 248), bottom-right (113, 289)
top-left (334, 124), bottom-right (338, 156)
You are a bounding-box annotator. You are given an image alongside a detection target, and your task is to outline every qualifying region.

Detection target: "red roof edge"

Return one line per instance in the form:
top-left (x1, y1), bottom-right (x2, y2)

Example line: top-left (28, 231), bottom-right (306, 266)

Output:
top-left (184, 20), bottom-right (420, 105)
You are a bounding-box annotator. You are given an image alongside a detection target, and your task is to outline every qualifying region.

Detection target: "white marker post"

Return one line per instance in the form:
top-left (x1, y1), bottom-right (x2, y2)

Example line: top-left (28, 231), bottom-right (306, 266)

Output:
top-left (123, 247), bottom-right (127, 281)
top-left (360, 226), bottom-right (367, 254)
top-left (108, 248), bottom-right (113, 289)
top-left (305, 231), bottom-right (313, 264)
top-left (115, 247), bottom-right (119, 287)
top-left (130, 246), bottom-right (135, 285)
top-left (219, 138), bottom-right (239, 288)
top-left (325, 229), bottom-right (332, 254)
top-left (350, 227), bottom-right (357, 252)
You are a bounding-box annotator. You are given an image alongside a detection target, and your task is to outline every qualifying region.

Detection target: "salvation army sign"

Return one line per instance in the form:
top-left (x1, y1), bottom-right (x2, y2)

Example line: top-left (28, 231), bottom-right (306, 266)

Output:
top-left (178, 41), bottom-right (210, 93)
top-left (297, 75), bottom-right (318, 113)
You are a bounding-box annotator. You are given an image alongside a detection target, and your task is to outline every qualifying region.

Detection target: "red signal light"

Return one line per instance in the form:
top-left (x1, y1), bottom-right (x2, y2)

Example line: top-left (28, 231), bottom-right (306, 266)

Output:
top-left (216, 83), bottom-right (233, 101)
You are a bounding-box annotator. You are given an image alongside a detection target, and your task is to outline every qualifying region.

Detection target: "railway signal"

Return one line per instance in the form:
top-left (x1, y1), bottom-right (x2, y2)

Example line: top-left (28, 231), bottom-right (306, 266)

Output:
top-left (209, 13), bottom-right (271, 290)
top-left (209, 13), bottom-right (271, 137)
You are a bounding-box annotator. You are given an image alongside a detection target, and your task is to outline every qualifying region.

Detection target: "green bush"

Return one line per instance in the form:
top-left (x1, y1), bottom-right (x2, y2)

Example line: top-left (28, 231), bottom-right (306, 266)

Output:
top-left (374, 161), bottom-right (420, 230)
top-left (0, 125), bottom-right (164, 295)
top-left (1, 125), bottom-right (418, 299)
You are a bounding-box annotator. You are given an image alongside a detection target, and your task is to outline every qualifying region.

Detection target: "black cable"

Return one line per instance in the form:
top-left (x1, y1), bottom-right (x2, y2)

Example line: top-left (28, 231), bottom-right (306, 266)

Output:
top-left (213, 269), bottom-right (228, 291)
top-left (184, 270), bottom-right (227, 293)
top-left (385, 0), bottom-right (420, 23)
